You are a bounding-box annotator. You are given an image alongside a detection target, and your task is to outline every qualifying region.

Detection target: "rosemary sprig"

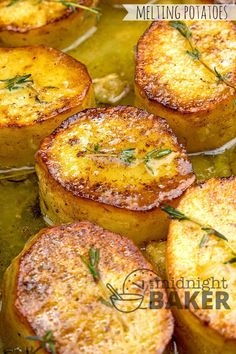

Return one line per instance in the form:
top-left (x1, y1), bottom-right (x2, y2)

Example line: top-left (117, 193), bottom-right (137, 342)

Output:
top-left (201, 227), bottom-right (227, 241)
top-left (7, 0), bottom-right (19, 6)
top-left (170, 21), bottom-right (236, 91)
top-left (0, 74), bottom-right (33, 91)
top-left (161, 204), bottom-right (228, 241)
top-left (80, 247), bottom-right (100, 282)
top-left (0, 73), bottom-right (53, 103)
top-left (80, 247), bottom-right (127, 331)
top-left (81, 145), bottom-right (172, 176)
top-left (160, 204), bottom-right (189, 221)
top-left (26, 330), bottom-right (56, 354)
top-left (56, 0), bottom-right (100, 15)
top-left (199, 234), bottom-right (209, 249)
top-left (119, 148), bottom-right (136, 164)
top-left (6, 0), bottom-right (101, 17)
top-left (144, 148), bottom-right (172, 175)
top-left (161, 204), bottom-right (236, 262)
top-left (224, 257), bottom-right (236, 264)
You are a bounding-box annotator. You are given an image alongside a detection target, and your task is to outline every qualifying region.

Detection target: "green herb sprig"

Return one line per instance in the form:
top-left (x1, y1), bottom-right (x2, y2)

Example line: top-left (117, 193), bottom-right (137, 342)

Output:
top-left (81, 145), bottom-right (172, 176)
top-left (0, 73), bottom-right (56, 103)
top-left (56, 0), bottom-right (100, 16)
top-left (80, 247), bottom-right (127, 331)
top-left (224, 257), bottom-right (236, 264)
top-left (170, 21), bottom-right (236, 91)
top-left (7, 0), bottom-right (101, 17)
top-left (161, 204), bottom-right (236, 263)
top-left (0, 74), bottom-right (33, 91)
top-left (26, 330), bottom-right (56, 354)
top-left (80, 247), bottom-right (100, 282)
top-left (7, 0), bottom-right (19, 6)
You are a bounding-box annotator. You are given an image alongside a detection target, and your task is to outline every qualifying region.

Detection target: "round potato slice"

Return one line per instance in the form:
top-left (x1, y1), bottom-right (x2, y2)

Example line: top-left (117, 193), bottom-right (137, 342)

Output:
top-left (1, 221), bottom-right (173, 354)
top-left (135, 21), bottom-right (236, 152)
top-left (0, 46), bottom-right (94, 168)
top-left (0, 0), bottom-right (99, 49)
top-left (35, 106), bottom-right (195, 244)
top-left (167, 177), bottom-right (236, 354)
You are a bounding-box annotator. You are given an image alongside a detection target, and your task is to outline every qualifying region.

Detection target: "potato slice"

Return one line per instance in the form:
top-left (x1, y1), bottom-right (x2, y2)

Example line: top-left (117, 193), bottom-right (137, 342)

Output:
top-left (0, 221), bottom-right (173, 353)
top-left (0, 46), bottom-right (94, 168)
top-left (35, 106), bottom-right (195, 244)
top-left (167, 177), bottom-right (236, 354)
top-left (0, 0), bottom-right (99, 49)
top-left (135, 21), bottom-right (236, 152)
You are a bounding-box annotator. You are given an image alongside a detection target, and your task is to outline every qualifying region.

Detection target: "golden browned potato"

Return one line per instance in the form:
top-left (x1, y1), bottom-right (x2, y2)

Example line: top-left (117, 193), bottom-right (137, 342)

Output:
top-left (35, 106), bottom-right (195, 244)
top-left (1, 221), bottom-right (173, 353)
top-left (135, 21), bottom-right (236, 152)
top-left (0, 46), bottom-right (94, 168)
top-left (167, 177), bottom-right (236, 354)
top-left (0, 0), bottom-right (99, 49)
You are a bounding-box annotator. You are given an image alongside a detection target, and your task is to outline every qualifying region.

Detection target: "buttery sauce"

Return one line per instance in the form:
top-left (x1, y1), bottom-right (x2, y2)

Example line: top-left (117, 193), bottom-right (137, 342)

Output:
top-left (0, 2), bottom-right (235, 352)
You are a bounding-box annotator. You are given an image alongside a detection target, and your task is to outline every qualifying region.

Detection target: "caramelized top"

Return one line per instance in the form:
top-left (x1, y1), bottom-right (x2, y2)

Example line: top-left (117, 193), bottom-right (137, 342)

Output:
top-left (37, 106), bottom-right (195, 211)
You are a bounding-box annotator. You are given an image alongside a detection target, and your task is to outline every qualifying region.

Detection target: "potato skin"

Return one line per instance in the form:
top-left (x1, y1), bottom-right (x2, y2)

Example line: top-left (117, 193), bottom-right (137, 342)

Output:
top-left (1, 222), bottom-right (173, 353)
top-left (167, 177), bottom-right (236, 354)
top-left (0, 0), bottom-right (98, 49)
top-left (35, 106), bottom-right (195, 244)
top-left (0, 46), bottom-right (94, 168)
top-left (135, 21), bottom-right (236, 152)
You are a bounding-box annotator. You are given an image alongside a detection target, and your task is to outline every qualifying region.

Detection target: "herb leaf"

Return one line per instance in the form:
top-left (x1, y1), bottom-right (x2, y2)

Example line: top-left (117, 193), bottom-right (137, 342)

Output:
top-left (224, 257), bottom-right (236, 265)
top-left (0, 74), bottom-right (33, 91)
top-left (170, 21), bottom-right (236, 92)
top-left (199, 234), bottom-right (209, 248)
top-left (26, 330), bottom-right (56, 354)
top-left (201, 227), bottom-right (228, 242)
top-left (84, 146), bottom-right (172, 176)
top-left (93, 143), bottom-right (100, 153)
top-left (186, 48), bottom-right (201, 61)
top-left (6, 0), bottom-right (101, 16)
top-left (80, 247), bottom-right (100, 282)
top-left (213, 67), bottom-right (231, 84)
top-left (119, 148), bottom-right (136, 164)
top-left (160, 205), bottom-right (189, 221)
top-left (144, 148), bottom-right (172, 175)
top-left (7, 0), bottom-right (19, 6)
top-left (145, 148), bottom-right (172, 161)
top-left (170, 21), bottom-right (192, 39)
top-left (57, 0), bottom-right (100, 15)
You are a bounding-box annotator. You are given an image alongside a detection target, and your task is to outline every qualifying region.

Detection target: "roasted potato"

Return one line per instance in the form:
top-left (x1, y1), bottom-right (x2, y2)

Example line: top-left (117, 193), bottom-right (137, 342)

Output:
top-left (135, 21), bottom-right (236, 152)
top-left (167, 177), bottom-right (236, 354)
top-left (0, 0), bottom-right (99, 49)
top-left (0, 221), bottom-right (173, 353)
top-left (0, 46), bottom-right (94, 168)
top-left (35, 106), bottom-right (195, 244)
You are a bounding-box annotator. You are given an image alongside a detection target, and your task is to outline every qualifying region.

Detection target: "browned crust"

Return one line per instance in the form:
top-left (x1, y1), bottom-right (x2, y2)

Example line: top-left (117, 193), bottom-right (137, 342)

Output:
top-left (135, 21), bottom-right (236, 115)
top-left (167, 176), bottom-right (236, 340)
top-left (0, 46), bottom-right (92, 129)
top-left (36, 105), bottom-right (195, 211)
top-left (14, 222), bottom-right (173, 352)
top-left (0, 0), bottom-right (93, 33)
